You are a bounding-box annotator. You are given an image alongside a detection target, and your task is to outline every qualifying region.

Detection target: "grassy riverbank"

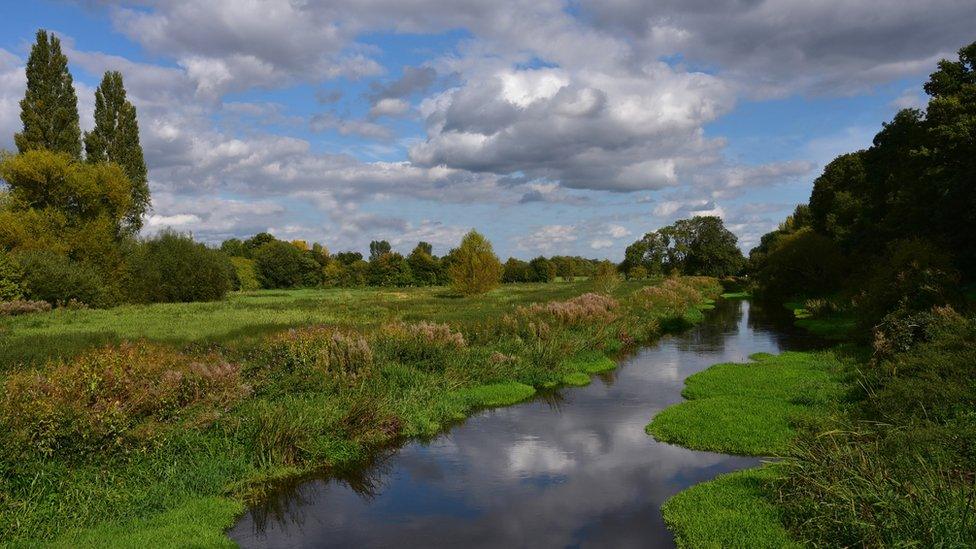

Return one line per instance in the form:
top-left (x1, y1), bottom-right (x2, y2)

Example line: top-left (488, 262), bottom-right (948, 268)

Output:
top-left (0, 277), bottom-right (721, 547)
top-left (646, 349), bottom-right (848, 547)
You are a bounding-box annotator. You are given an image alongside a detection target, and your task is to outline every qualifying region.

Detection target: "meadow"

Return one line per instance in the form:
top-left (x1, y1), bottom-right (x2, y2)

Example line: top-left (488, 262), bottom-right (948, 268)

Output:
top-left (0, 277), bottom-right (722, 547)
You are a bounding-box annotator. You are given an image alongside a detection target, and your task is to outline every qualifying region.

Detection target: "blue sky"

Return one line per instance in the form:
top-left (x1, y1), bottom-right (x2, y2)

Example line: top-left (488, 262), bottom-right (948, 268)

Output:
top-left (0, 0), bottom-right (969, 259)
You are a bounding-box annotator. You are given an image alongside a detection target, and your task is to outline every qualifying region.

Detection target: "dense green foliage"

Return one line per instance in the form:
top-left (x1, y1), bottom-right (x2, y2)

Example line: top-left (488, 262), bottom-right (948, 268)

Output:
top-left (623, 216), bottom-right (744, 278)
top-left (0, 278), bottom-right (720, 546)
top-left (448, 230), bottom-right (503, 295)
top-left (84, 71), bottom-right (149, 233)
top-left (13, 249), bottom-right (111, 307)
top-left (14, 30), bottom-right (81, 159)
top-left (125, 231), bottom-right (233, 303)
top-left (733, 43), bottom-right (976, 549)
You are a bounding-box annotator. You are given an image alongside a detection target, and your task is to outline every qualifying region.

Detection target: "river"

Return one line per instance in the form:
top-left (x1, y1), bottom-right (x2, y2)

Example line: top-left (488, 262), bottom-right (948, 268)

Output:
top-left (228, 298), bottom-right (822, 548)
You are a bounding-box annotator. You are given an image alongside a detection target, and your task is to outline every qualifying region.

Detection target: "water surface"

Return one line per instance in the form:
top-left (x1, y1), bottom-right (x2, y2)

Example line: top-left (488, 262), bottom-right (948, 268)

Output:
top-left (229, 299), bottom-right (821, 548)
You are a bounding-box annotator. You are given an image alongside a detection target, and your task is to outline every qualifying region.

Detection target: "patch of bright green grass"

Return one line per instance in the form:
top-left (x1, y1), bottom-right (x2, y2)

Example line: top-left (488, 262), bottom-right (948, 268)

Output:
top-left (720, 291), bottom-right (751, 299)
top-left (646, 351), bottom-right (845, 455)
top-left (48, 497), bottom-right (242, 549)
top-left (561, 372), bottom-right (591, 386)
top-left (663, 465), bottom-right (800, 549)
top-left (562, 351), bottom-right (616, 374)
top-left (454, 382), bottom-right (536, 408)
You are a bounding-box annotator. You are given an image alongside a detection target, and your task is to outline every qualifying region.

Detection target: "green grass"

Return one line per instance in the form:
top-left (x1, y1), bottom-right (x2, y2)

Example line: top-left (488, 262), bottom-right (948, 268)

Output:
top-left (647, 350), bottom-right (848, 547)
top-left (647, 351), bottom-right (845, 455)
top-left (782, 301), bottom-right (855, 340)
top-left (663, 465), bottom-right (800, 549)
top-left (0, 278), bottom-right (722, 547)
top-left (720, 291), bottom-right (751, 299)
top-left (561, 372), bottom-right (592, 386)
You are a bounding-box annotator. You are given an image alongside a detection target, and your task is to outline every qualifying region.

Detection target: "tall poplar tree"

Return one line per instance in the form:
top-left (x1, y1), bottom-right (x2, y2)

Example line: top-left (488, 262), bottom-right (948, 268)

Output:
top-left (84, 71), bottom-right (150, 232)
top-left (14, 29), bottom-right (81, 159)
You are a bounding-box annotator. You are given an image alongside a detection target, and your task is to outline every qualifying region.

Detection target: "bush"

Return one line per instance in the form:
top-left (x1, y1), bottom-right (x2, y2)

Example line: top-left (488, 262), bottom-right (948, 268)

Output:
top-left (0, 249), bottom-right (23, 300)
top-left (634, 278), bottom-right (705, 314)
top-left (858, 238), bottom-right (961, 329)
top-left (379, 321), bottom-right (467, 371)
top-left (252, 240), bottom-right (309, 288)
top-left (516, 293), bottom-right (619, 326)
top-left (752, 228), bottom-right (848, 302)
top-left (591, 261), bottom-right (620, 295)
top-left (14, 250), bottom-right (111, 307)
top-left (0, 343), bottom-right (250, 458)
top-left (250, 327), bottom-right (374, 394)
top-left (0, 299), bottom-right (52, 316)
top-left (126, 231), bottom-right (232, 303)
top-left (628, 265), bottom-right (649, 280)
top-left (448, 230), bottom-right (503, 295)
top-left (230, 257), bottom-right (261, 291)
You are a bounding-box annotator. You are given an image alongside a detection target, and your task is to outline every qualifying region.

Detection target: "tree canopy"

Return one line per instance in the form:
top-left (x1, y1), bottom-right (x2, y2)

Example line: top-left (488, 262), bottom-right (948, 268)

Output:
top-left (15, 30), bottom-right (81, 159)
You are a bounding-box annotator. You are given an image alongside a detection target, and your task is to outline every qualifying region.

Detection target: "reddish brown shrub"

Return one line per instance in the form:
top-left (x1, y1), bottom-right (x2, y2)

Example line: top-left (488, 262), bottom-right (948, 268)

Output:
top-left (0, 343), bottom-right (250, 457)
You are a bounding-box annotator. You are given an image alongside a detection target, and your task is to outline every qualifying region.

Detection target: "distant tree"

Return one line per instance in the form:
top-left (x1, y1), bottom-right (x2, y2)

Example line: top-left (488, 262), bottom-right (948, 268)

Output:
top-left (407, 242), bottom-right (442, 285)
top-left (448, 230), bottom-right (503, 295)
top-left (291, 239), bottom-right (309, 251)
top-left (243, 232), bottom-right (277, 256)
top-left (622, 231), bottom-right (667, 275)
top-left (15, 30), bottom-right (81, 159)
top-left (0, 249), bottom-right (23, 301)
top-left (84, 71), bottom-right (149, 233)
top-left (126, 230), bottom-right (232, 303)
top-left (229, 257), bottom-right (261, 291)
top-left (629, 265), bottom-right (649, 280)
top-left (252, 240), bottom-right (307, 288)
top-left (529, 256), bottom-right (557, 282)
top-left (369, 240), bottom-right (392, 261)
top-left (310, 242), bottom-right (330, 265)
top-left (334, 251), bottom-right (363, 265)
top-left (368, 252), bottom-right (414, 286)
top-left (591, 260), bottom-right (620, 295)
top-left (502, 257), bottom-right (532, 283)
top-left (753, 228), bottom-right (848, 302)
top-left (220, 238), bottom-right (247, 257)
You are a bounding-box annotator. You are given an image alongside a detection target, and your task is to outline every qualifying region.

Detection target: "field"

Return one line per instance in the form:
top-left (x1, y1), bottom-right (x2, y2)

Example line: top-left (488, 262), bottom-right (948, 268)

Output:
top-left (0, 278), bottom-right (721, 547)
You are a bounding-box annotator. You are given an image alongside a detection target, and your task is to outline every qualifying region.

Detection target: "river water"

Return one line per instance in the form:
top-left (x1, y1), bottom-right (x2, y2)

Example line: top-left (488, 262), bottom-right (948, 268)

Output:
top-left (229, 299), bottom-right (822, 548)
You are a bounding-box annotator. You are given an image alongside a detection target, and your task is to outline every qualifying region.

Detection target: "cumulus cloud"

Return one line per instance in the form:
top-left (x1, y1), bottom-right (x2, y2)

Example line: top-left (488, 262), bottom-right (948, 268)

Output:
top-left (578, 0), bottom-right (976, 97)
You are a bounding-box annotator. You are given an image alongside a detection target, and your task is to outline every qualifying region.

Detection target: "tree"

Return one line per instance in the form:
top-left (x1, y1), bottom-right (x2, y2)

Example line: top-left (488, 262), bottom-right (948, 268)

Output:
top-left (502, 257), bottom-right (532, 283)
top-left (448, 230), bottom-right (503, 295)
top-left (752, 228), bottom-right (848, 301)
top-left (407, 242), bottom-right (442, 285)
top-left (624, 216), bottom-right (744, 277)
top-left (252, 240), bottom-right (308, 288)
top-left (126, 231), bottom-right (233, 303)
top-left (243, 232), bottom-right (277, 256)
top-left (529, 256), bottom-right (556, 282)
top-left (15, 30), bottom-right (81, 158)
top-left (0, 150), bottom-right (131, 274)
top-left (368, 252), bottom-right (414, 286)
top-left (369, 240), bottom-right (392, 261)
top-left (591, 261), bottom-right (620, 295)
top-left (220, 238), bottom-right (247, 257)
top-left (84, 71), bottom-right (149, 233)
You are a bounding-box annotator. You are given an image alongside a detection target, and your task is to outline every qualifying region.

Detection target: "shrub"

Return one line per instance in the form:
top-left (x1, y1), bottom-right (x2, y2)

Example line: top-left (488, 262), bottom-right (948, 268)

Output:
top-left (230, 256), bottom-right (261, 291)
top-left (753, 228), bottom-right (848, 302)
top-left (0, 343), bottom-right (250, 458)
top-left (517, 293), bottom-right (619, 326)
top-left (14, 250), bottom-right (110, 307)
top-left (0, 249), bottom-right (23, 300)
top-left (0, 299), bottom-right (52, 316)
top-left (591, 261), bottom-right (620, 295)
top-left (634, 278), bottom-right (705, 314)
top-left (379, 321), bottom-right (467, 371)
top-left (251, 327), bottom-right (374, 393)
top-left (858, 238), bottom-right (961, 329)
top-left (448, 230), bottom-right (503, 296)
top-left (252, 240), bottom-right (308, 288)
top-left (628, 265), bottom-right (649, 280)
top-left (126, 230), bottom-right (233, 303)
